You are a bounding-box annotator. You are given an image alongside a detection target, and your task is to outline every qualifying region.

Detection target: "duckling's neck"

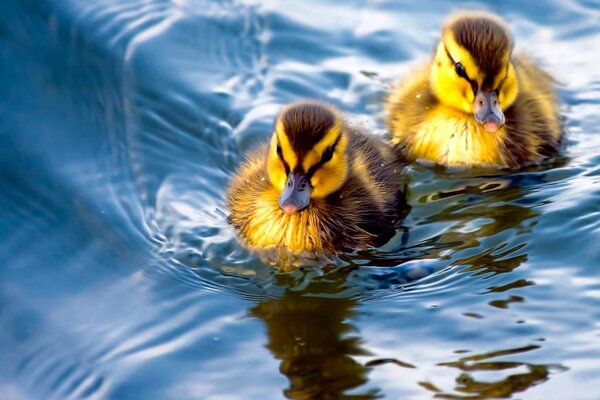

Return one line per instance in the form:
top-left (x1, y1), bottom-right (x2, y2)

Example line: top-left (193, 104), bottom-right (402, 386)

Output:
top-left (411, 105), bottom-right (509, 167)
top-left (244, 186), bottom-right (329, 254)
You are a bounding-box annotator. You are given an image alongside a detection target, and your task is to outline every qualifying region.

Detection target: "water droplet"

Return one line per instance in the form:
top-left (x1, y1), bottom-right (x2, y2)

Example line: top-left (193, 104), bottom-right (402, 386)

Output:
top-left (416, 93), bottom-right (422, 99)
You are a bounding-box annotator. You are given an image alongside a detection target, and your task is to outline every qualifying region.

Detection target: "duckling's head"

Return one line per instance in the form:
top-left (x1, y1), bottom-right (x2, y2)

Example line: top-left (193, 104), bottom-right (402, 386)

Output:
top-left (267, 101), bottom-right (349, 215)
top-left (431, 12), bottom-right (519, 132)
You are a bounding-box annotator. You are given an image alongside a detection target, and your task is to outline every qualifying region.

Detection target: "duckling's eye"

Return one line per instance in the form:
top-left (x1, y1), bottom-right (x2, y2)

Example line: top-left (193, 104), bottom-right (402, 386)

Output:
top-left (454, 62), bottom-right (467, 79)
top-left (276, 144), bottom-right (283, 159)
top-left (321, 146), bottom-right (335, 163)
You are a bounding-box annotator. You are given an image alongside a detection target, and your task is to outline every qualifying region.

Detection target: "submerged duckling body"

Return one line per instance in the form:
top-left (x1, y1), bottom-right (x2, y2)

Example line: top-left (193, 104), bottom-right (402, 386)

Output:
top-left (228, 101), bottom-right (405, 257)
top-left (386, 12), bottom-right (562, 168)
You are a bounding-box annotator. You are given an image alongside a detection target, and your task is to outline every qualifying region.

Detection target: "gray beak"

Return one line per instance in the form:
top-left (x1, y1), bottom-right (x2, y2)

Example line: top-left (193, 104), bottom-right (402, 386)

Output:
top-left (278, 172), bottom-right (312, 215)
top-left (474, 90), bottom-right (505, 133)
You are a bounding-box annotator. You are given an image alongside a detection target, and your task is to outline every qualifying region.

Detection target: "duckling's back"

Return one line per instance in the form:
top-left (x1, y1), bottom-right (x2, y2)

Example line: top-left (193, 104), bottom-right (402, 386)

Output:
top-left (326, 127), bottom-right (408, 247)
top-left (500, 54), bottom-right (562, 165)
top-left (386, 65), bottom-right (438, 154)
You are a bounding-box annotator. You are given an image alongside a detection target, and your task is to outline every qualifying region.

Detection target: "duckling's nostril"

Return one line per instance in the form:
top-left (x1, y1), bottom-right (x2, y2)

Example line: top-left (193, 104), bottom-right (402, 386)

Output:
top-left (478, 98), bottom-right (485, 107)
top-left (287, 180), bottom-right (292, 188)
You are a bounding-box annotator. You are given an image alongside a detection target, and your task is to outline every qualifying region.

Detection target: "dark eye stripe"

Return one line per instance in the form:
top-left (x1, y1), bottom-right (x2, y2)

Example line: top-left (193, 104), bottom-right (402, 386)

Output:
top-left (306, 133), bottom-right (342, 180)
top-left (496, 65), bottom-right (510, 93)
top-left (444, 44), bottom-right (479, 96)
top-left (455, 62), bottom-right (468, 79)
top-left (276, 141), bottom-right (290, 174)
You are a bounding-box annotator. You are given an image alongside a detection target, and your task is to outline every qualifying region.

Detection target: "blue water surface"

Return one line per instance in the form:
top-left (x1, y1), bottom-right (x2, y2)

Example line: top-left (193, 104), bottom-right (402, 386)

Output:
top-left (1, 0), bottom-right (600, 398)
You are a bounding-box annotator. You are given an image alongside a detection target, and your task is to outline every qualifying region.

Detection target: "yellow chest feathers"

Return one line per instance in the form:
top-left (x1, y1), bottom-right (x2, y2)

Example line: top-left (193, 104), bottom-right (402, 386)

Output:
top-left (407, 107), bottom-right (508, 167)
top-left (242, 187), bottom-right (327, 254)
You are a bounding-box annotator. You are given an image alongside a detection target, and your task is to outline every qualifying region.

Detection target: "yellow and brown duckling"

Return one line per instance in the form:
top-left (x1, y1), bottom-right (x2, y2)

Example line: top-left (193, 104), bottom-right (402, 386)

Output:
top-left (228, 101), bottom-right (406, 257)
top-left (386, 12), bottom-right (562, 168)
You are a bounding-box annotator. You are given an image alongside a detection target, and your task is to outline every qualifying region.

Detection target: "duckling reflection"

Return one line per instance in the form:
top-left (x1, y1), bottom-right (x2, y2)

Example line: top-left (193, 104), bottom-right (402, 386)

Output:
top-left (353, 173), bottom-right (539, 276)
top-left (412, 174), bottom-right (542, 275)
top-left (423, 344), bottom-right (565, 398)
top-left (250, 281), bottom-right (380, 399)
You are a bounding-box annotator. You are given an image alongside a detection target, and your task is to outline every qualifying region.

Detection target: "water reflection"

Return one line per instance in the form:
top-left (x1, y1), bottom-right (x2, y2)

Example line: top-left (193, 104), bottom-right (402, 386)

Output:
top-left (250, 276), bottom-right (380, 399)
top-left (2, 0), bottom-right (599, 397)
top-left (412, 173), bottom-right (541, 275)
top-left (423, 345), bottom-right (565, 399)
top-left (342, 174), bottom-right (540, 291)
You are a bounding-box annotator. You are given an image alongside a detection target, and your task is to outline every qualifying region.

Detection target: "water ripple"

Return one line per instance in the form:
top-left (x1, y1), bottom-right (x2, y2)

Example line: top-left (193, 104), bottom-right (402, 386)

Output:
top-left (2, 0), bottom-right (600, 398)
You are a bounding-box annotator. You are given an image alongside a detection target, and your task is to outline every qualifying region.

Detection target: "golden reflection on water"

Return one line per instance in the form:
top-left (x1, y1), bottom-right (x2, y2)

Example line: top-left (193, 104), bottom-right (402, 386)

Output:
top-left (414, 175), bottom-right (540, 274)
top-left (250, 280), bottom-right (380, 399)
top-left (247, 173), bottom-right (567, 399)
top-left (422, 345), bottom-right (565, 399)
top-left (346, 174), bottom-right (540, 277)
top-left (251, 281), bottom-right (566, 400)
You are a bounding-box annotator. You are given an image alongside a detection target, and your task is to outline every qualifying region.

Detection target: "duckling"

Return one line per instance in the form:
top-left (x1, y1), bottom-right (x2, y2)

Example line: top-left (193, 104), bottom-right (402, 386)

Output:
top-left (386, 12), bottom-right (562, 168)
top-left (227, 101), bottom-right (406, 257)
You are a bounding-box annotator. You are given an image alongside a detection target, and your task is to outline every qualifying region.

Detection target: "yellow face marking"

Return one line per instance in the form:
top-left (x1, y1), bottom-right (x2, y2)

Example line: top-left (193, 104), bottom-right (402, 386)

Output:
top-left (496, 63), bottom-right (518, 110)
top-left (275, 119), bottom-right (297, 169)
top-left (307, 127), bottom-right (349, 199)
top-left (267, 118), bottom-right (303, 192)
top-left (267, 133), bottom-right (288, 192)
top-left (492, 67), bottom-right (509, 89)
top-left (431, 38), bottom-right (475, 114)
top-left (301, 120), bottom-right (342, 172)
top-left (431, 32), bottom-right (518, 116)
top-left (444, 34), bottom-right (483, 90)
top-left (267, 112), bottom-right (349, 200)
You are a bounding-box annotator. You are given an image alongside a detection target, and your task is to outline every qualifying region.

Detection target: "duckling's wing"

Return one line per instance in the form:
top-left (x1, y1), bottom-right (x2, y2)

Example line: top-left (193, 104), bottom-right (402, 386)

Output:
top-left (386, 63), bottom-right (437, 150)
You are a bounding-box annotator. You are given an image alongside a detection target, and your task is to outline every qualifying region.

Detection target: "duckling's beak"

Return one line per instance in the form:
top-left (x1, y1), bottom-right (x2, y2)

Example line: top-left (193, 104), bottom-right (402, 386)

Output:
top-left (474, 90), bottom-right (505, 133)
top-left (278, 171), bottom-right (312, 215)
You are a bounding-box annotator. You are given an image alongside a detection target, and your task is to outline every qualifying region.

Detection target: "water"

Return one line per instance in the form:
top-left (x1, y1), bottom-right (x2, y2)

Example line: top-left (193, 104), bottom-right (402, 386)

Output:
top-left (1, 0), bottom-right (600, 398)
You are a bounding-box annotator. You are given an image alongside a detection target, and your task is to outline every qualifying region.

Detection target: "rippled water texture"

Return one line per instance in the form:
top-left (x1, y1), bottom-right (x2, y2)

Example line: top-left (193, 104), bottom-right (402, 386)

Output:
top-left (2, 0), bottom-right (600, 398)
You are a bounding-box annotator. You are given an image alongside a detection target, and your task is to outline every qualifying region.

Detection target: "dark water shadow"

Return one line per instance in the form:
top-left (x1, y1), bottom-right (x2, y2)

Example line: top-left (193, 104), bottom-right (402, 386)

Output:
top-left (249, 275), bottom-right (381, 399)
top-left (330, 168), bottom-right (548, 298)
top-left (248, 269), bottom-right (568, 399)
top-left (410, 169), bottom-right (544, 269)
top-left (421, 345), bottom-right (567, 399)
